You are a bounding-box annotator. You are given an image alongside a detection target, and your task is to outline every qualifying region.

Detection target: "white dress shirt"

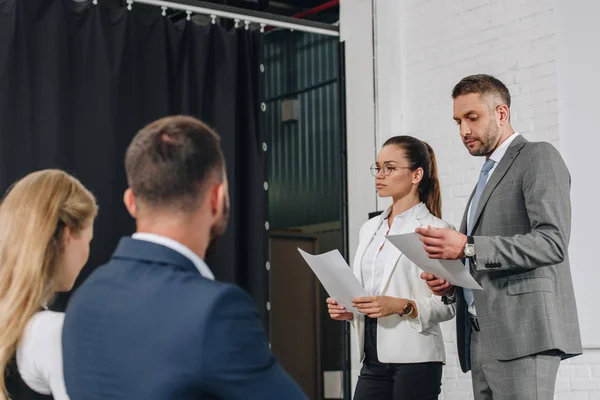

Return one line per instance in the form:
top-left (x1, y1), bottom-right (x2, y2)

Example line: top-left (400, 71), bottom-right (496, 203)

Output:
top-left (361, 203), bottom-right (421, 296)
top-left (132, 232), bottom-right (215, 280)
top-left (467, 132), bottom-right (520, 315)
top-left (17, 311), bottom-right (69, 399)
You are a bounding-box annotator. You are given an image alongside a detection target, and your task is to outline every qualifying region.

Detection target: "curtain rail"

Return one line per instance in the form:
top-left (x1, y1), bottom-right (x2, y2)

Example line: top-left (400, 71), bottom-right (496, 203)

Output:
top-left (129, 0), bottom-right (340, 37)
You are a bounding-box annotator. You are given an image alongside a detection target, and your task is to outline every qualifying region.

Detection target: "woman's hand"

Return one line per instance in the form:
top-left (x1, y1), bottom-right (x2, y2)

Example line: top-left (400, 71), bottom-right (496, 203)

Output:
top-left (326, 298), bottom-right (354, 321)
top-left (420, 272), bottom-right (455, 296)
top-left (352, 296), bottom-right (417, 318)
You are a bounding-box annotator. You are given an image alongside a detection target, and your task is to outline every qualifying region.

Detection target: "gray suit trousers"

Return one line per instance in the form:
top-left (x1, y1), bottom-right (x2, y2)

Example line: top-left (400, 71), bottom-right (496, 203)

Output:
top-left (470, 328), bottom-right (560, 400)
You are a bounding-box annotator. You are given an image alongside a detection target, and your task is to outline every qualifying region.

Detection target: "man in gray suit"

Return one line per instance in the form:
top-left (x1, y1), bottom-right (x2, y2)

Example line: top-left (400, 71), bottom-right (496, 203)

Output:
top-left (418, 74), bottom-right (582, 399)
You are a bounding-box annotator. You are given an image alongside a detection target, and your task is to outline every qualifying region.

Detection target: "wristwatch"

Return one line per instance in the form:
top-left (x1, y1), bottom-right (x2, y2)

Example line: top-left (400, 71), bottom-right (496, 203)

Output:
top-left (400, 301), bottom-right (414, 317)
top-left (464, 236), bottom-right (476, 258)
top-left (442, 290), bottom-right (456, 305)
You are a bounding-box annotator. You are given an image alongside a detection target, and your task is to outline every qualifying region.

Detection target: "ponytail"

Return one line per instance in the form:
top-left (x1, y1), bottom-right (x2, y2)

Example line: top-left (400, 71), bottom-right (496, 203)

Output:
top-left (421, 141), bottom-right (442, 219)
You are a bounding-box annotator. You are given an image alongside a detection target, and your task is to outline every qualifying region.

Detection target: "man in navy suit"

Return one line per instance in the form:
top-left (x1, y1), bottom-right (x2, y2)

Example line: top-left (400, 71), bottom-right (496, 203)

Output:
top-left (62, 116), bottom-right (306, 399)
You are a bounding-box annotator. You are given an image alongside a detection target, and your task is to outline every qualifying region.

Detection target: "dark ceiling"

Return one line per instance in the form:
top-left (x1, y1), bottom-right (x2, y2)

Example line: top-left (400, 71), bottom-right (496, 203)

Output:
top-left (204, 0), bottom-right (339, 22)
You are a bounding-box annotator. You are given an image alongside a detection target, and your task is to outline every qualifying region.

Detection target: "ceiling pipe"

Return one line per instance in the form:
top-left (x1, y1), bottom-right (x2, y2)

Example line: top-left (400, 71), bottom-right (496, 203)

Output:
top-left (265, 0), bottom-right (339, 33)
top-left (291, 0), bottom-right (338, 19)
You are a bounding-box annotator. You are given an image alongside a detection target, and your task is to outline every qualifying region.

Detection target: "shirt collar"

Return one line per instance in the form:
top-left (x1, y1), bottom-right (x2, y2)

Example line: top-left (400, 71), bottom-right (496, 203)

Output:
top-left (381, 202), bottom-right (425, 220)
top-left (489, 132), bottom-right (520, 164)
top-left (131, 233), bottom-right (215, 280)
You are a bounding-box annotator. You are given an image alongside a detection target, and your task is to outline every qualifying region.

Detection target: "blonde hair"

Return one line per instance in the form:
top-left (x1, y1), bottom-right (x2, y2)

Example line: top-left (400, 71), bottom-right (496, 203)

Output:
top-left (0, 169), bottom-right (97, 399)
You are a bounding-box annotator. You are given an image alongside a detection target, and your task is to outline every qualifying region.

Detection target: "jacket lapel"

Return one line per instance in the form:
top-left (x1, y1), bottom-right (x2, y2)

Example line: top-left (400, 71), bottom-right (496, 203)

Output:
top-left (379, 203), bottom-right (430, 295)
top-left (470, 135), bottom-right (527, 233)
top-left (460, 188), bottom-right (476, 234)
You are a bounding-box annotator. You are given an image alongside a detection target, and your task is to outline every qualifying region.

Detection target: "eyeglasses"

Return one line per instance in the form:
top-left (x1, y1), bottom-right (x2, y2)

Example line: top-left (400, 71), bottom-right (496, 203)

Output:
top-left (370, 163), bottom-right (411, 177)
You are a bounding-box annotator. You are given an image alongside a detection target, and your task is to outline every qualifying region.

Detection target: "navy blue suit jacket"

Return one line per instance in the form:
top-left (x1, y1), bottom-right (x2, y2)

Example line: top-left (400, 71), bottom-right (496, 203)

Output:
top-left (63, 237), bottom-right (306, 399)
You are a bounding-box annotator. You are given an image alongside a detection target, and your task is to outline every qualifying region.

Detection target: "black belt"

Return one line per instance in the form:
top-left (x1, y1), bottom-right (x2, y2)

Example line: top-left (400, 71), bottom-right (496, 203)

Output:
top-left (468, 313), bottom-right (480, 332)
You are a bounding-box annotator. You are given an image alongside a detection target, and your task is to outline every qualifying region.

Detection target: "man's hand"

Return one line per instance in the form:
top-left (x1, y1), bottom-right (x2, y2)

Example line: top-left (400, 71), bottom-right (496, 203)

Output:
top-left (420, 272), bottom-right (455, 297)
top-left (352, 296), bottom-right (410, 318)
top-left (416, 226), bottom-right (468, 260)
top-left (326, 298), bottom-right (354, 321)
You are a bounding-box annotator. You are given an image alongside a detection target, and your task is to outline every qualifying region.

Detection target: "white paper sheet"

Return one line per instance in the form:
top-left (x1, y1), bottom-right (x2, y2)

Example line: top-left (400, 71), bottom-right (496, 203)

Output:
top-left (298, 248), bottom-right (367, 313)
top-left (386, 233), bottom-right (483, 290)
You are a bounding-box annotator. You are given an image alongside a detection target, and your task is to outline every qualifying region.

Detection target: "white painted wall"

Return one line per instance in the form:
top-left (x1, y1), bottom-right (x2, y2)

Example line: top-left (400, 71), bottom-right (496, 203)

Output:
top-left (556, 0), bottom-right (600, 353)
top-left (339, 0), bottom-right (377, 392)
top-left (341, 0), bottom-right (600, 398)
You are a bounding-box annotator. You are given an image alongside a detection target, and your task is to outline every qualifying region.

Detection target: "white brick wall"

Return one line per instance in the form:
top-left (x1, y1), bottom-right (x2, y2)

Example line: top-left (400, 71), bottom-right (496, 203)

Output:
top-left (374, 0), bottom-right (600, 397)
top-left (342, 0), bottom-right (600, 398)
top-left (375, 0), bottom-right (562, 222)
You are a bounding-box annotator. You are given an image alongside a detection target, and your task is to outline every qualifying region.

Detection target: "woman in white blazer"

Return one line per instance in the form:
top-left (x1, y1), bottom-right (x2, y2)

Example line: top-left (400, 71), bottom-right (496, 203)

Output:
top-left (0, 170), bottom-right (97, 400)
top-left (327, 136), bottom-right (455, 399)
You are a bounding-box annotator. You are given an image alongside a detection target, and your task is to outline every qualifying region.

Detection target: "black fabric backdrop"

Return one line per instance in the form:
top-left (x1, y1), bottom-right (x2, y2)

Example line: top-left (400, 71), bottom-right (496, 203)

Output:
top-left (0, 0), bottom-right (268, 327)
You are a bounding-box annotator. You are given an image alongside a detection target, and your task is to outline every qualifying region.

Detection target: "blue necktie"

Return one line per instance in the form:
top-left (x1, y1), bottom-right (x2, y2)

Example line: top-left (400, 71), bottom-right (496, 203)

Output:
top-left (464, 158), bottom-right (495, 309)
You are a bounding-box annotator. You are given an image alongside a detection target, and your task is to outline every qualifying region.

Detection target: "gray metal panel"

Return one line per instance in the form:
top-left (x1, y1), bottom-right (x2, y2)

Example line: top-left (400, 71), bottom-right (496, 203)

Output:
top-left (265, 31), bottom-right (340, 229)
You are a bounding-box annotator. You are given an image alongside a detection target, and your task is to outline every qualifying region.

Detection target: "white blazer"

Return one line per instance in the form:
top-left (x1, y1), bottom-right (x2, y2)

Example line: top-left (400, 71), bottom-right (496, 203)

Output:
top-left (352, 203), bottom-right (456, 364)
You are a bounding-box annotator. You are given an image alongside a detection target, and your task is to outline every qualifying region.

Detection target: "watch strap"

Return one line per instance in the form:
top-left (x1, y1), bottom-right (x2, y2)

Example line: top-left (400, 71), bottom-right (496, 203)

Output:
top-left (400, 301), bottom-right (413, 316)
top-left (442, 292), bottom-right (456, 305)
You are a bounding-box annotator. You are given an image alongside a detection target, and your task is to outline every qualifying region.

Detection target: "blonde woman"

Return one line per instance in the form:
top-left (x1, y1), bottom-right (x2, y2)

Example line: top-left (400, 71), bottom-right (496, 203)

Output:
top-left (0, 170), bottom-right (97, 400)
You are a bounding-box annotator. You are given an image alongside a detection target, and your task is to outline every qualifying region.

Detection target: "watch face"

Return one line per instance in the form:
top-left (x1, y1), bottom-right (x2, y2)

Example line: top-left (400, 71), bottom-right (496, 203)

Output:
top-left (465, 244), bottom-right (476, 257)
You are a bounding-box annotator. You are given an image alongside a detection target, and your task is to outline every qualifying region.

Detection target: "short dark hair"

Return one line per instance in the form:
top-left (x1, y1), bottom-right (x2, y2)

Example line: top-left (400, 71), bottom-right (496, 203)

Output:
top-left (125, 115), bottom-right (225, 210)
top-left (452, 74), bottom-right (511, 108)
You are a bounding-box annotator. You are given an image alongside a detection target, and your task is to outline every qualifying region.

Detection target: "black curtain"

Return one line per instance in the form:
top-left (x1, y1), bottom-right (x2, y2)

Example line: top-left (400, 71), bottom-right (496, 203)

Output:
top-left (0, 0), bottom-right (268, 326)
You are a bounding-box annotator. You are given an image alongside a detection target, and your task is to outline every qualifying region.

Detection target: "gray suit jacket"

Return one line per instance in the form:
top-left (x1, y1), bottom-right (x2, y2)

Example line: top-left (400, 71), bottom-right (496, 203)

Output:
top-left (455, 134), bottom-right (582, 372)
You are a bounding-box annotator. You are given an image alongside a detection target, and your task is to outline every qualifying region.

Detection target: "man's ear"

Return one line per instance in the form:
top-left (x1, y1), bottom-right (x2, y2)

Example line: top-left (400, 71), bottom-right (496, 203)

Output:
top-left (210, 182), bottom-right (226, 217)
top-left (123, 188), bottom-right (137, 218)
top-left (496, 104), bottom-right (510, 126)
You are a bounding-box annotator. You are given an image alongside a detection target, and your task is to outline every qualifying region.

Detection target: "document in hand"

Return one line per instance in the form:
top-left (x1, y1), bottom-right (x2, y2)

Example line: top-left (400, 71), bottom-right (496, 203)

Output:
top-left (298, 248), bottom-right (367, 313)
top-left (386, 233), bottom-right (483, 290)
